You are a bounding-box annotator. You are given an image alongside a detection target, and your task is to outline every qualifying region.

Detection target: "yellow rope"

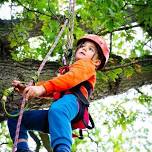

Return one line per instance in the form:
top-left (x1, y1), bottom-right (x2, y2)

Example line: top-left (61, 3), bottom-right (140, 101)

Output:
top-left (1, 87), bottom-right (29, 117)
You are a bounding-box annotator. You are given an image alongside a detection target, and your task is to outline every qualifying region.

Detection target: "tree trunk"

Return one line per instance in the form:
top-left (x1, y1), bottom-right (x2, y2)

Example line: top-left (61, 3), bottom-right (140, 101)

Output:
top-left (0, 56), bottom-right (152, 121)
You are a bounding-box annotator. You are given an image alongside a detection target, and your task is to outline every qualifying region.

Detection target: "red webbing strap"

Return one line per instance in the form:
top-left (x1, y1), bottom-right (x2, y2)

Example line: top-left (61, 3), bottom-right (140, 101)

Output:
top-left (71, 81), bottom-right (95, 128)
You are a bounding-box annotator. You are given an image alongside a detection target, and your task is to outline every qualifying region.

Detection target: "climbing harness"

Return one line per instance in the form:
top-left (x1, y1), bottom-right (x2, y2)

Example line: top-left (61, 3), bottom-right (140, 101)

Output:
top-left (71, 81), bottom-right (95, 139)
top-left (55, 66), bottom-right (95, 139)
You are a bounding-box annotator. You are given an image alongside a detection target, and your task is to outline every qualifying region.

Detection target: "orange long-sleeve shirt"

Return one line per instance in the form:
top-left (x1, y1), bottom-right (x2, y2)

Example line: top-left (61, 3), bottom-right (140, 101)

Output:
top-left (41, 59), bottom-right (97, 99)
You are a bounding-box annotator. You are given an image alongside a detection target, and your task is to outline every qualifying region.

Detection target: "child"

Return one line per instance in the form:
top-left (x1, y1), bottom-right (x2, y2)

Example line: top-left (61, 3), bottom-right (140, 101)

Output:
top-left (7, 34), bottom-right (109, 152)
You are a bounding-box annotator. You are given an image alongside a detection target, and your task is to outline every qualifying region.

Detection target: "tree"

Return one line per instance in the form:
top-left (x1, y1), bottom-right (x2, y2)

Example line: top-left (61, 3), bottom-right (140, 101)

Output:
top-left (0, 0), bottom-right (152, 151)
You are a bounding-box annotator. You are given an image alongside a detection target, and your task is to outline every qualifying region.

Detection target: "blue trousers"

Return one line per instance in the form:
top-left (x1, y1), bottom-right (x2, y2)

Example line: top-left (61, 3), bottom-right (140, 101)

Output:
top-left (7, 94), bottom-right (79, 151)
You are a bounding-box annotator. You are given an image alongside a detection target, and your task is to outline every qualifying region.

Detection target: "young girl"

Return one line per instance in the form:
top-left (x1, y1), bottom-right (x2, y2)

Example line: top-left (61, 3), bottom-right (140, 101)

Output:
top-left (8, 34), bottom-right (109, 152)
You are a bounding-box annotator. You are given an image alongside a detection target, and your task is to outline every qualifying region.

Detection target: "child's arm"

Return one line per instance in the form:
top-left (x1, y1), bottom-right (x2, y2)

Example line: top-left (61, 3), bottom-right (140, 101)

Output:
top-left (20, 59), bottom-right (95, 100)
top-left (12, 80), bottom-right (46, 101)
top-left (42, 59), bottom-right (96, 95)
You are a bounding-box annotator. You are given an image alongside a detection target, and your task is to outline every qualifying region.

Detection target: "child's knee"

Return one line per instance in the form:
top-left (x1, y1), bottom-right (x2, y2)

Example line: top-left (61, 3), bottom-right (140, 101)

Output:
top-left (48, 103), bottom-right (70, 122)
top-left (49, 104), bottom-right (64, 116)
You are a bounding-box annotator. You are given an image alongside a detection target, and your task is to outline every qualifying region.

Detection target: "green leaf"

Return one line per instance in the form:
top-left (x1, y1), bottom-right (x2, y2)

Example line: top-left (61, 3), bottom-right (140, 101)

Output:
top-left (123, 66), bottom-right (134, 79)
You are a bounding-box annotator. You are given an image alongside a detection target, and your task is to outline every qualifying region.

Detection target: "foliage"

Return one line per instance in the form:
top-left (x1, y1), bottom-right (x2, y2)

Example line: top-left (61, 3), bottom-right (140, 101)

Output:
top-left (0, 0), bottom-right (152, 152)
top-left (0, 0), bottom-right (151, 62)
top-left (72, 86), bottom-right (152, 152)
top-left (0, 122), bottom-right (12, 151)
top-left (0, 89), bottom-right (151, 152)
top-left (133, 0), bottom-right (152, 36)
top-left (138, 94), bottom-right (152, 106)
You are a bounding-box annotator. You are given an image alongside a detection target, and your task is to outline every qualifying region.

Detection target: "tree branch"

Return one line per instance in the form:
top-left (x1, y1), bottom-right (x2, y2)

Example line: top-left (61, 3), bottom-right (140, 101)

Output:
top-left (97, 24), bottom-right (140, 35)
top-left (29, 131), bottom-right (41, 152)
top-left (87, 130), bottom-right (99, 152)
top-left (103, 57), bottom-right (152, 72)
top-left (0, 55), bottom-right (152, 120)
top-left (39, 133), bottom-right (52, 152)
top-left (135, 88), bottom-right (144, 95)
top-left (0, 142), bottom-right (8, 146)
top-left (15, 0), bottom-right (64, 23)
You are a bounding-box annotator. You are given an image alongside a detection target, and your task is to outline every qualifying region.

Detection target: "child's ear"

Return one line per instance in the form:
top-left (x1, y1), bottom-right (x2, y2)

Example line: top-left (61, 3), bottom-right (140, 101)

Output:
top-left (94, 59), bottom-right (101, 67)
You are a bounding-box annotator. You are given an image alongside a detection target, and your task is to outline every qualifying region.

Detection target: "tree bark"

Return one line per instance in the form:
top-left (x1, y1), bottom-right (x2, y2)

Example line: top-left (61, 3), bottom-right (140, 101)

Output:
top-left (0, 56), bottom-right (152, 121)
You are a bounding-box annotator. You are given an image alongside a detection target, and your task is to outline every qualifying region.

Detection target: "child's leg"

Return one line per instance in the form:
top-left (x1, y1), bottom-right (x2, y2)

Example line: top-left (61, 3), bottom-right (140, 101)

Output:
top-left (7, 110), bottom-right (49, 150)
top-left (48, 94), bottom-right (79, 152)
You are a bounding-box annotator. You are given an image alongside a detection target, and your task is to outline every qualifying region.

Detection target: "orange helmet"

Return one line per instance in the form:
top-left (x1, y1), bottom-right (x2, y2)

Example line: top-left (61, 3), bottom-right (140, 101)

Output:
top-left (77, 34), bottom-right (110, 69)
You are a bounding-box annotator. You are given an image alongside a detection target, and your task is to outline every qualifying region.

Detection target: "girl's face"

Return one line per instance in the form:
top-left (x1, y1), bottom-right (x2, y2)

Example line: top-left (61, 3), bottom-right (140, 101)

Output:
top-left (75, 41), bottom-right (98, 61)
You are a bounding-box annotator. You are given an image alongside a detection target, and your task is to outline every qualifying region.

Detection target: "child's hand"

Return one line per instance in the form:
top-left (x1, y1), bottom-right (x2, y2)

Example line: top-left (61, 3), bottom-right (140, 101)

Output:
top-left (22, 85), bottom-right (46, 101)
top-left (12, 80), bottom-right (26, 94)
